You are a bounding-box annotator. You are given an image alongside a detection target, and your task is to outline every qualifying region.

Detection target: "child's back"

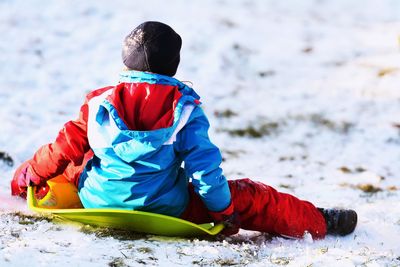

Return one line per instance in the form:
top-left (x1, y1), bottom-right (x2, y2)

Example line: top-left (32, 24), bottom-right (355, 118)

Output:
top-left (79, 71), bottom-right (230, 217)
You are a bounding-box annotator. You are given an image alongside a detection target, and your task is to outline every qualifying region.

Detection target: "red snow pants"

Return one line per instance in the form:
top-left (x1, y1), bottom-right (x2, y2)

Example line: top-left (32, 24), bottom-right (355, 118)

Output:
top-left (181, 178), bottom-right (327, 239)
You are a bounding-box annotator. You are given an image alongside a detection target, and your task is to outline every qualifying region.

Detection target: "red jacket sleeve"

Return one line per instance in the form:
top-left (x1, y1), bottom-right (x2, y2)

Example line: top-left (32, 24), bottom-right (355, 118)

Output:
top-left (29, 86), bottom-right (112, 182)
top-left (29, 101), bottom-right (90, 182)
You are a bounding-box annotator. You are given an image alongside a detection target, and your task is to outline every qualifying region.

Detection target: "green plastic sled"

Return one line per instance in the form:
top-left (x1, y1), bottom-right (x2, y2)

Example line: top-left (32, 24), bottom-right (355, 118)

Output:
top-left (27, 187), bottom-right (224, 237)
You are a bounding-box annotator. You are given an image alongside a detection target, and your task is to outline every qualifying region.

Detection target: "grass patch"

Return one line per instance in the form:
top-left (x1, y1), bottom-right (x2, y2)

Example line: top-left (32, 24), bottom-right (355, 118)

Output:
top-left (270, 257), bottom-right (292, 265)
top-left (79, 224), bottom-right (143, 240)
top-left (137, 247), bottom-right (153, 254)
top-left (340, 183), bottom-right (385, 194)
top-left (214, 109), bottom-right (238, 118)
top-left (338, 166), bottom-right (367, 174)
top-left (108, 257), bottom-right (127, 267)
top-left (192, 256), bottom-right (250, 266)
top-left (219, 122), bottom-right (280, 138)
top-left (8, 211), bottom-right (51, 224)
top-left (308, 114), bottom-right (354, 134)
top-left (221, 149), bottom-right (246, 161)
top-left (218, 113), bottom-right (354, 139)
top-left (18, 220), bottom-right (35, 225)
top-left (356, 184), bottom-right (382, 193)
top-left (377, 67), bottom-right (399, 77)
top-left (290, 114), bottom-right (354, 134)
top-left (387, 186), bottom-right (398, 191)
top-left (339, 166), bottom-right (352, 173)
top-left (214, 258), bottom-right (238, 266)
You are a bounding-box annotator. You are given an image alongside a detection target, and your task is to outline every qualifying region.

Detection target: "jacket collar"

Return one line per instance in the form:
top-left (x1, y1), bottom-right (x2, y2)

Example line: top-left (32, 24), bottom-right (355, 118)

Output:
top-left (119, 70), bottom-right (179, 85)
top-left (119, 70), bottom-right (200, 100)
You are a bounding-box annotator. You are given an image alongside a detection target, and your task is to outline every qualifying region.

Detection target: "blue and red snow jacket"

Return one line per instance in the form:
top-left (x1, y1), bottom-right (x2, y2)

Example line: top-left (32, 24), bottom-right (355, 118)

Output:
top-left (22, 71), bottom-right (232, 217)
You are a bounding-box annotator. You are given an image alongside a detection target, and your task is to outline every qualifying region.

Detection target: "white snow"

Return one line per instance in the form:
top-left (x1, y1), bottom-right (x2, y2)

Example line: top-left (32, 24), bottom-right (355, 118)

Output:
top-left (1, 0), bottom-right (400, 266)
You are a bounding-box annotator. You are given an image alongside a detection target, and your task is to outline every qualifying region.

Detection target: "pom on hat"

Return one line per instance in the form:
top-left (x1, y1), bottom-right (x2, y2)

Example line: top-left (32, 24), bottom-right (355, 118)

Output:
top-left (122, 21), bottom-right (182, 76)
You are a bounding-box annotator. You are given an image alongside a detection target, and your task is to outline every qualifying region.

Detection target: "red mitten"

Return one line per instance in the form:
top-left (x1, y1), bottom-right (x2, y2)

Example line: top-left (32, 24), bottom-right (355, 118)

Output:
top-left (209, 202), bottom-right (240, 236)
top-left (11, 161), bottom-right (42, 198)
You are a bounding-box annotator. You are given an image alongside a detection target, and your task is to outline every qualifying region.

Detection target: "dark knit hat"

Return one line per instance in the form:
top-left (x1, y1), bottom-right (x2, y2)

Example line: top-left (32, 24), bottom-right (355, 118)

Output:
top-left (122, 21), bottom-right (182, 77)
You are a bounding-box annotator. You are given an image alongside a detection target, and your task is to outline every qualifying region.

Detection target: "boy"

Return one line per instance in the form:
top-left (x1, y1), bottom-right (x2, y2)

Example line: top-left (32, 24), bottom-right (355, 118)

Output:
top-left (11, 21), bottom-right (357, 238)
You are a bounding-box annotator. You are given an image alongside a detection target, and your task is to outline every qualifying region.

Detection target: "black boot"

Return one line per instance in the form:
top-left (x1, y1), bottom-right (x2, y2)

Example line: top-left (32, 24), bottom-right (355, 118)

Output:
top-left (318, 208), bottom-right (358, 236)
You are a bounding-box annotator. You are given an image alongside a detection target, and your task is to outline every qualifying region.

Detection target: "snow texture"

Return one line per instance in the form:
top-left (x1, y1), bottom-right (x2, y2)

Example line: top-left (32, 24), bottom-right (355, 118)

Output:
top-left (1, 0), bottom-right (399, 266)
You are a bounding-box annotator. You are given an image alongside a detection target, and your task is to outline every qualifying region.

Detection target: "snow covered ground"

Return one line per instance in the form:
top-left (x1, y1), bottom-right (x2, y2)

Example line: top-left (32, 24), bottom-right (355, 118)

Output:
top-left (1, 0), bottom-right (399, 266)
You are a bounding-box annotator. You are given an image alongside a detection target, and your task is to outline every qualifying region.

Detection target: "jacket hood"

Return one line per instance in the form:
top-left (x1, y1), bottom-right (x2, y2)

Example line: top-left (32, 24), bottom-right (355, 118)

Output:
top-left (87, 71), bottom-right (200, 163)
